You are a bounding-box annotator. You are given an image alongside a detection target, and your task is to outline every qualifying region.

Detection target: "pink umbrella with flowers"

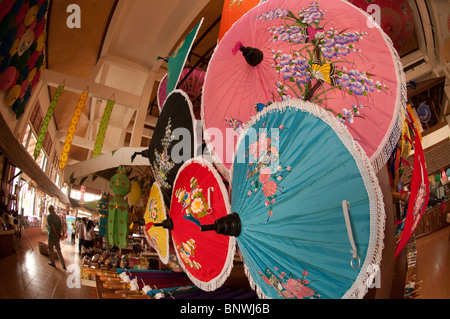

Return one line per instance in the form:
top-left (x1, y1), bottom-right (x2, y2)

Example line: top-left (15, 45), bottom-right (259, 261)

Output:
top-left (202, 0), bottom-right (407, 180)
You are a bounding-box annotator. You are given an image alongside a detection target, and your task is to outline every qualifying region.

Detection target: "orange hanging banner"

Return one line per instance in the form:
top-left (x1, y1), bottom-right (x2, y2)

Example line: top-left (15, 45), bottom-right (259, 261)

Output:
top-left (59, 90), bottom-right (88, 170)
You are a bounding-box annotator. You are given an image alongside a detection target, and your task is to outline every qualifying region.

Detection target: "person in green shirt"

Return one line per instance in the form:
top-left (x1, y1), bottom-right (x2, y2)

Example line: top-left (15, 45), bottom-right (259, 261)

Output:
top-left (47, 205), bottom-right (66, 270)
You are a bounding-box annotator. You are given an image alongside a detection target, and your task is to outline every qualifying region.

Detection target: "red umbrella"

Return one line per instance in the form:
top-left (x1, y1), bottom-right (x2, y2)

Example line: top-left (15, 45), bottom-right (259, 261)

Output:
top-left (158, 157), bottom-right (236, 291)
top-left (348, 0), bottom-right (415, 51)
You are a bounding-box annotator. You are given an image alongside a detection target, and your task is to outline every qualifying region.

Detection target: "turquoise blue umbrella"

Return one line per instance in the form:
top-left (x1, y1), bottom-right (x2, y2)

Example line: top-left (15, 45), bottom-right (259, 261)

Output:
top-left (202, 99), bottom-right (385, 299)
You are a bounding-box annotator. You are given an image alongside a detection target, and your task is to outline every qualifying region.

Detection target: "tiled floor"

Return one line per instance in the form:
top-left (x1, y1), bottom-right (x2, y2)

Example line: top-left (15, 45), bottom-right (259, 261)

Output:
top-left (0, 227), bottom-right (92, 299)
top-left (415, 226), bottom-right (450, 299)
top-left (1, 225), bottom-right (449, 299)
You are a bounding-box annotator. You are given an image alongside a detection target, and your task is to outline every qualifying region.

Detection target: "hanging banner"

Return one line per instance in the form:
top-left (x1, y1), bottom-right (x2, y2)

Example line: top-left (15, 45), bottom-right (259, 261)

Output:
top-left (92, 98), bottom-right (115, 158)
top-left (59, 90), bottom-right (88, 170)
top-left (407, 104), bottom-right (422, 141)
top-left (97, 192), bottom-right (110, 238)
top-left (33, 84), bottom-right (64, 159)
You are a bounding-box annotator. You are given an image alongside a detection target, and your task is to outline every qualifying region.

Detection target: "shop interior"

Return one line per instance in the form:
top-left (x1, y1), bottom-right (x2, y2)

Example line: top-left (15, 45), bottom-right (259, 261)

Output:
top-left (0, 0), bottom-right (449, 300)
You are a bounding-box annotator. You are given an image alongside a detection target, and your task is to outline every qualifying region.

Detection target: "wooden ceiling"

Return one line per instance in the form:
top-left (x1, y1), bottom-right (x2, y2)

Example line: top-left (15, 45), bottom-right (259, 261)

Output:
top-left (45, 0), bottom-right (222, 165)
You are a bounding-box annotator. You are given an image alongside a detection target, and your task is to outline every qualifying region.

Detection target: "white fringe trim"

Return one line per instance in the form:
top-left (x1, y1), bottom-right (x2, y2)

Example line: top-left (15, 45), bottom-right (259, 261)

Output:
top-left (170, 156), bottom-right (236, 292)
top-left (343, 0), bottom-right (407, 172)
top-left (230, 99), bottom-right (385, 299)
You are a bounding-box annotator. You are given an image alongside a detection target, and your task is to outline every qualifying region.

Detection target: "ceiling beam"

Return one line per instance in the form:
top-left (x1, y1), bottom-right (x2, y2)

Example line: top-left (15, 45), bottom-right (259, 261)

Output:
top-left (41, 69), bottom-right (142, 109)
top-left (55, 131), bottom-right (117, 153)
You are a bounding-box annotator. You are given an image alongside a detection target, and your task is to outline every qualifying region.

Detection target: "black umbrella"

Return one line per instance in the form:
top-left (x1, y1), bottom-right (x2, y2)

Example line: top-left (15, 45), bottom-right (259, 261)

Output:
top-left (132, 90), bottom-right (196, 206)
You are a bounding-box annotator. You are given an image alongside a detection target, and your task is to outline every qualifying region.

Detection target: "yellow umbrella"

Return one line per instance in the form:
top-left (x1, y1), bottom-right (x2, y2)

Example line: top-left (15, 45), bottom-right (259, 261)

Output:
top-left (128, 181), bottom-right (141, 207)
top-left (143, 182), bottom-right (169, 264)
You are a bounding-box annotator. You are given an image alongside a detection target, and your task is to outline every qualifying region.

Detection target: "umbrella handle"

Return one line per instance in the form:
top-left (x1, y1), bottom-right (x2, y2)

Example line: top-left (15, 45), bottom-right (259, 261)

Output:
top-left (207, 187), bottom-right (214, 213)
top-left (154, 218), bottom-right (174, 230)
top-left (342, 200), bottom-right (360, 270)
top-left (200, 212), bottom-right (241, 237)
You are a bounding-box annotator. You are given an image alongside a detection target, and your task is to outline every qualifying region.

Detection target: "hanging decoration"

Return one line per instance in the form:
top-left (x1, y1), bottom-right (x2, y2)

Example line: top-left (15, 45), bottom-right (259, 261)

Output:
top-left (92, 97), bottom-right (115, 158)
top-left (59, 90), bottom-right (88, 170)
top-left (390, 120), bottom-right (412, 193)
top-left (0, 0), bottom-right (49, 119)
top-left (128, 181), bottom-right (141, 207)
top-left (97, 191), bottom-right (110, 238)
top-left (33, 83), bottom-right (64, 159)
top-left (394, 117), bottom-right (429, 258)
top-left (417, 104), bottom-right (431, 123)
top-left (406, 104), bottom-right (422, 141)
top-left (107, 166), bottom-right (131, 248)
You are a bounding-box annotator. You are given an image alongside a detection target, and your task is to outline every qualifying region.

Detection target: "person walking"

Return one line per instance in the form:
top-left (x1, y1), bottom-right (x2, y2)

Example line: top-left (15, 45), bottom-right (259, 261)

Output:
top-left (83, 220), bottom-right (95, 249)
top-left (46, 205), bottom-right (66, 270)
top-left (76, 217), bottom-right (86, 255)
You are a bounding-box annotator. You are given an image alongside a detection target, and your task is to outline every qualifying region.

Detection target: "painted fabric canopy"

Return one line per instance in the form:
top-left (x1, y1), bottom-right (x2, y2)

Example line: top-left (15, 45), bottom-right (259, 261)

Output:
top-left (348, 0), bottom-right (415, 51)
top-left (169, 157), bottom-right (235, 291)
top-left (202, 0), bottom-right (406, 180)
top-left (143, 182), bottom-right (170, 264)
top-left (225, 99), bottom-right (385, 299)
top-left (218, 0), bottom-right (261, 42)
top-left (157, 68), bottom-right (205, 113)
top-left (142, 90), bottom-right (196, 207)
top-left (165, 19), bottom-right (203, 97)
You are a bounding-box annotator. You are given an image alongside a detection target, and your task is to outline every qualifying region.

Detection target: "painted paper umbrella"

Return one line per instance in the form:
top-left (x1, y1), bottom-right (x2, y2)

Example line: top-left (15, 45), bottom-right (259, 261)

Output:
top-left (395, 118), bottom-right (429, 258)
top-left (202, 0), bottom-right (406, 180)
top-left (201, 99), bottom-right (385, 299)
top-left (157, 68), bottom-right (206, 114)
top-left (131, 90), bottom-right (197, 207)
top-left (218, 0), bottom-right (262, 42)
top-left (163, 18), bottom-right (203, 98)
top-left (348, 0), bottom-right (415, 51)
top-left (143, 182), bottom-right (170, 264)
top-left (157, 157), bottom-right (236, 291)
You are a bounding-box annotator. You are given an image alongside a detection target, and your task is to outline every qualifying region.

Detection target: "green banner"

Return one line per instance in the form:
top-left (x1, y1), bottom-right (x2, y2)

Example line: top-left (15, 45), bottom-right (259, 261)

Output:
top-left (92, 98), bottom-right (115, 158)
top-left (33, 85), bottom-right (64, 159)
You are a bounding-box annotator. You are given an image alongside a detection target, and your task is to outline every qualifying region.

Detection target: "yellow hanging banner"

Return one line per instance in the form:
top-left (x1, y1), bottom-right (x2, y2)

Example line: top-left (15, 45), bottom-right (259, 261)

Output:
top-left (59, 90), bottom-right (88, 170)
top-left (406, 104), bottom-right (423, 141)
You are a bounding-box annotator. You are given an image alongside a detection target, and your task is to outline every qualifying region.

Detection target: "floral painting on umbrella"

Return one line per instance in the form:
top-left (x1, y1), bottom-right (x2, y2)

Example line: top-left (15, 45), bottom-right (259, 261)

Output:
top-left (244, 129), bottom-right (292, 221)
top-left (152, 118), bottom-right (175, 189)
top-left (259, 266), bottom-right (320, 299)
top-left (255, 1), bottom-right (389, 122)
top-left (176, 177), bottom-right (211, 223)
top-left (202, 0), bottom-right (406, 178)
